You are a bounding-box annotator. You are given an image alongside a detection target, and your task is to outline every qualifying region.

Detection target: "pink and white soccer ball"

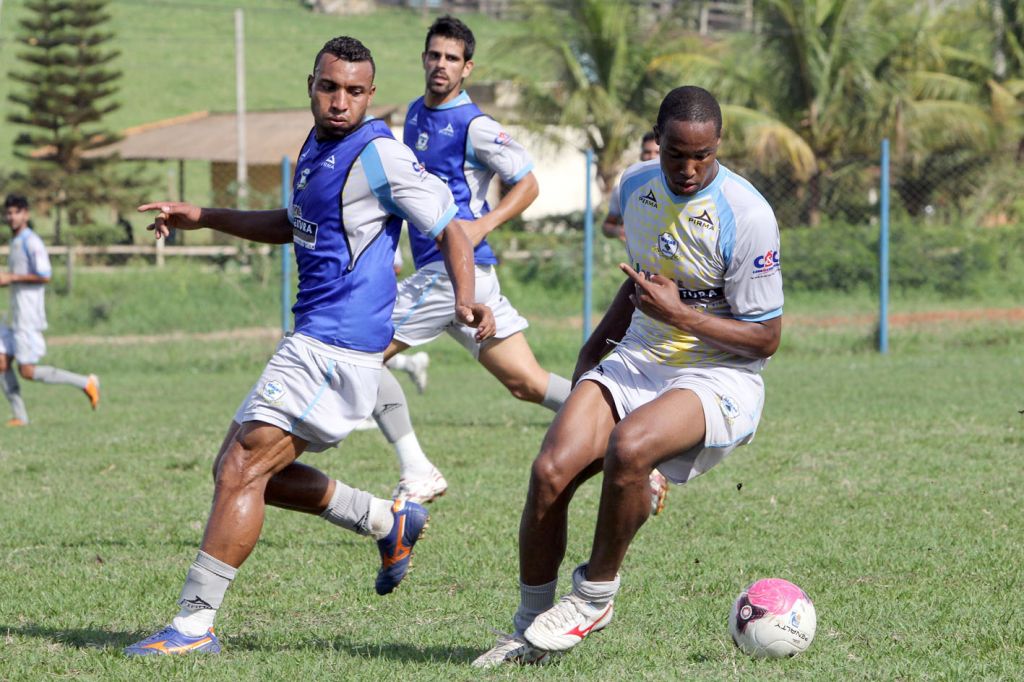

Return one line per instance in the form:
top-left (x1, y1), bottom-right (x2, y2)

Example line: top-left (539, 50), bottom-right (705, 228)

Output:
top-left (728, 578), bottom-right (816, 658)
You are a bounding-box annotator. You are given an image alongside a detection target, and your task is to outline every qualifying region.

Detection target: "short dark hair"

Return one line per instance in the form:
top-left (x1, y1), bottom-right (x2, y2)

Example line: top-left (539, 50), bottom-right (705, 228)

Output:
top-left (656, 86), bottom-right (722, 137)
top-left (314, 36), bottom-right (375, 78)
top-left (641, 131), bottom-right (658, 146)
top-left (425, 15), bottom-right (475, 61)
top-left (3, 194), bottom-right (28, 211)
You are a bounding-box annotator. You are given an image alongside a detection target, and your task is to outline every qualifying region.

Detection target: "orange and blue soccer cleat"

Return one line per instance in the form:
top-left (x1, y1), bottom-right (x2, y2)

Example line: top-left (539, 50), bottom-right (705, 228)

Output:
top-left (83, 374), bottom-right (100, 410)
top-left (124, 625), bottom-right (221, 656)
top-left (375, 499), bottom-right (429, 595)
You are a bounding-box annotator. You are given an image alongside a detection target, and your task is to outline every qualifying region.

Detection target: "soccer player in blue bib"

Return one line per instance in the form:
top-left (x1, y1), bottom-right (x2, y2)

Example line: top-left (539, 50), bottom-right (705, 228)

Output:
top-left (362, 16), bottom-right (573, 505)
top-left (474, 86), bottom-right (784, 667)
top-left (125, 37), bottom-right (494, 657)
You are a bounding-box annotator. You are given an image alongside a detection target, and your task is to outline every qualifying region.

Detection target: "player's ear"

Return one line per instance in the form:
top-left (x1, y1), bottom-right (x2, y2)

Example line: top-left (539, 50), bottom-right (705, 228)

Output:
top-left (653, 125), bottom-right (661, 146)
top-left (368, 83), bottom-right (376, 103)
top-left (307, 74), bottom-right (314, 97)
top-left (462, 59), bottom-right (474, 80)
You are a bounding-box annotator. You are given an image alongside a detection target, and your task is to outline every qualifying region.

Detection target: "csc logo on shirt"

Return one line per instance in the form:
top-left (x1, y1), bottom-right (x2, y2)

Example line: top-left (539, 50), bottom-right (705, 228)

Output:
top-left (752, 250), bottom-right (781, 275)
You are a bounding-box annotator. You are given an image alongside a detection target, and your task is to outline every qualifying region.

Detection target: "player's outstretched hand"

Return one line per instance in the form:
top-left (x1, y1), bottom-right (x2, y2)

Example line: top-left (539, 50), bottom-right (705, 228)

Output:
top-left (620, 262), bottom-right (686, 326)
top-left (456, 302), bottom-right (496, 342)
top-left (137, 202), bottom-right (203, 239)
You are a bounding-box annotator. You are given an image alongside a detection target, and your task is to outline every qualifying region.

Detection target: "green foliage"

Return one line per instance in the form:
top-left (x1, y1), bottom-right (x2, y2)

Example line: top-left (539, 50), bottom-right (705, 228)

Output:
top-left (781, 217), bottom-right (1024, 297)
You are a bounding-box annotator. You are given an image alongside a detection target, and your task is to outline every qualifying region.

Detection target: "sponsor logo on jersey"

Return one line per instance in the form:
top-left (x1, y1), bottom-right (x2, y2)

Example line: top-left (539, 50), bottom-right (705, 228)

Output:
top-left (439, 122), bottom-right (456, 136)
top-left (296, 167), bottom-right (311, 190)
top-left (494, 131), bottom-right (512, 146)
top-left (720, 395), bottom-right (740, 420)
top-left (261, 379), bottom-right (287, 405)
top-left (416, 131), bottom-right (429, 151)
top-left (658, 232), bottom-right (679, 258)
top-left (290, 204), bottom-right (319, 249)
top-left (752, 249), bottom-right (781, 277)
top-left (639, 188), bottom-right (658, 208)
top-left (688, 209), bottom-right (715, 229)
top-left (678, 286), bottom-right (723, 300)
top-left (322, 154), bottom-right (335, 170)
top-left (411, 161), bottom-right (428, 179)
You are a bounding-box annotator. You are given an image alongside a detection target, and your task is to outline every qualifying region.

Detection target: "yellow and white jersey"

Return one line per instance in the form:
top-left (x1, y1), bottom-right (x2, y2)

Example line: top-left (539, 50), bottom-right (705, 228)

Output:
top-left (619, 160), bottom-right (783, 372)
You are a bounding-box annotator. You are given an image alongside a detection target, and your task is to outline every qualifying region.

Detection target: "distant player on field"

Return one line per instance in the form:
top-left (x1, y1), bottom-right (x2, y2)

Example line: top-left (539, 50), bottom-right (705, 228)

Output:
top-left (365, 15), bottom-right (571, 504)
top-left (473, 86), bottom-right (784, 667)
top-left (125, 36), bottom-right (494, 657)
top-left (1, 194), bottom-right (100, 426)
top-left (601, 132), bottom-right (660, 241)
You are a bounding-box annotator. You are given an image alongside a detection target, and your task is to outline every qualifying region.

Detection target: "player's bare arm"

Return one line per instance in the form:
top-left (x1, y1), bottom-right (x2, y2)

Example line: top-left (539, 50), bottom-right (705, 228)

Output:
top-left (138, 202), bottom-right (292, 244)
top-left (460, 172), bottom-right (539, 246)
top-left (621, 262), bottom-right (781, 359)
top-left (601, 215), bottom-right (625, 241)
top-left (0, 272), bottom-right (49, 287)
top-left (571, 278), bottom-right (635, 384)
top-left (436, 219), bottom-right (496, 340)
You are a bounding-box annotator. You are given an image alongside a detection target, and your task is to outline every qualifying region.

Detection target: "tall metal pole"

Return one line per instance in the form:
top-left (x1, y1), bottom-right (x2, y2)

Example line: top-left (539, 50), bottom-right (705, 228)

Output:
top-left (281, 157), bottom-right (292, 334)
top-left (583, 149), bottom-right (594, 343)
top-left (879, 138), bottom-right (890, 354)
top-left (234, 8), bottom-right (248, 208)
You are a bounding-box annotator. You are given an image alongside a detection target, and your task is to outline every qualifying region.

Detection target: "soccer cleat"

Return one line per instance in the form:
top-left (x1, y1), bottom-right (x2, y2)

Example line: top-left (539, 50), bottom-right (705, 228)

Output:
top-left (391, 466), bottom-right (448, 504)
top-left (5, 418), bottom-right (27, 427)
top-left (83, 374), bottom-right (100, 410)
top-left (123, 625), bottom-right (221, 656)
top-left (471, 632), bottom-right (551, 668)
top-left (406, 351), bottom-right (429, 394)
top-left (649, 469), bottom-right (669, 516)
top-left (375, 498), bottom-right (429, 595)
top-left (524, 594), bottom-right (614, 652)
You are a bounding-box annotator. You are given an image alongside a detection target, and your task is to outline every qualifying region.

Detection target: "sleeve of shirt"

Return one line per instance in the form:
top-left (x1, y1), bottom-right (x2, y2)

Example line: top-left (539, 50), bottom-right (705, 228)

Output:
top-left (467, 117), bottom-right (534, 185)
top-left (722, 201), bottom-right (783, 322)
top-left (364, 138), bottom-right (457, 238)
top-left (27, 235), bottom-right (52, 278)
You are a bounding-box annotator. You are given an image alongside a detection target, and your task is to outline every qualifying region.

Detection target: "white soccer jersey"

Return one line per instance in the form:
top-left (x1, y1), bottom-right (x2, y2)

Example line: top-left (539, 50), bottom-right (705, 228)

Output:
top-left (463, 114), bottom-right (534, 217)
top-left (7, 227), bottom-right (51, 331)
top-left (618, 160), bottom-right (783, 372)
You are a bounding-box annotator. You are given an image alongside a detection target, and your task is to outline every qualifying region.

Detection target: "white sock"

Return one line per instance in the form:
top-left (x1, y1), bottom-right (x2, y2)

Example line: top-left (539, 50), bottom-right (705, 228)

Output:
top-left (172, 551), bottom-right (237, 637)
top-left (172, 607), bottom-right (216, 637)
top-left (394, 432), bottom-right (434, 480)
top-left (541, 373), bottom-right (571, 412)
top-left (572, 563), bottom-right (620, 605)
top-left (368, 498), bottom-right (395, 540)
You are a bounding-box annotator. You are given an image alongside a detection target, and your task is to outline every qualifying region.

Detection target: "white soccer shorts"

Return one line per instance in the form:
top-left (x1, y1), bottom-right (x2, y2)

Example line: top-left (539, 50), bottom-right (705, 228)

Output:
top-left (0, 324), bottom-right (47, 365)
top-left (578, 346), bottom-right (765, 484)
top-left (391, 262), bottom-right (528, 358)
top-left (232, 334), bottom-right (382, 453)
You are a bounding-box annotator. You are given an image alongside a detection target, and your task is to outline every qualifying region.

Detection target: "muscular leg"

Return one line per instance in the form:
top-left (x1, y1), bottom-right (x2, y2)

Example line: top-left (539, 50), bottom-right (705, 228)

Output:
top-left (478, 332), bottom-right (568, 407)
top-left (519, 381), bottom-right (617, 585)
top-left (585, 389), bottom-right (706, 581)
top-left (201, 420), bottom-right (308, 567)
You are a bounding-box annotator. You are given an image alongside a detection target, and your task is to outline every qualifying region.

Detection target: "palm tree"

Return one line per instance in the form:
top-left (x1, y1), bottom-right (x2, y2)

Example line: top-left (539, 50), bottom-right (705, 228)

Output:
top-left (495, 0), bottom-right (689, 195)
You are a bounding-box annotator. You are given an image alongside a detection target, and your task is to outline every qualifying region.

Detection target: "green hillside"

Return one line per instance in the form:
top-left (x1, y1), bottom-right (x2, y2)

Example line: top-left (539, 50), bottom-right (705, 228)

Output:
top-left (0, 0), bottom-right (519, 167)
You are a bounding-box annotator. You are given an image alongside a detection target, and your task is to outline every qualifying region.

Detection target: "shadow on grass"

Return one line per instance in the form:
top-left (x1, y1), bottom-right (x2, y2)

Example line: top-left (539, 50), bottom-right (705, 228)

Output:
top-left (3, 624), bottom-right (477, 663)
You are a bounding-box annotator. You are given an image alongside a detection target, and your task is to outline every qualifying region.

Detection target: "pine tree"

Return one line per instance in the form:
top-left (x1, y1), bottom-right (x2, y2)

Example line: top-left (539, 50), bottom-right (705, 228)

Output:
top-left (7, 0), bottom-right (126, 244)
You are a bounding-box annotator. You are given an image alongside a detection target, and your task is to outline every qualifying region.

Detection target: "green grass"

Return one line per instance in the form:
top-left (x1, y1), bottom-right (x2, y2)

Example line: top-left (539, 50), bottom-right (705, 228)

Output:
top-left (0, 267), bottom-right (1022, 679)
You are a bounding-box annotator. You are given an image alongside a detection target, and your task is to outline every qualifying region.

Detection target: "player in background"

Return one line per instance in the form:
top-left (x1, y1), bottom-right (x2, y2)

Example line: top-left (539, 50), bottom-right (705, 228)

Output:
top-left (1, 194), bottom-right (100, 426)
top-left (601, 132), bottom-right (660, 241)
top-left (473, 86), bottom-right (784, 667)
top-left (600, 132), bottom-right (670, 515)
top-left (124, 36), bottom-right (494, 657)
top-left (364, 15), bottom-right (568, 505)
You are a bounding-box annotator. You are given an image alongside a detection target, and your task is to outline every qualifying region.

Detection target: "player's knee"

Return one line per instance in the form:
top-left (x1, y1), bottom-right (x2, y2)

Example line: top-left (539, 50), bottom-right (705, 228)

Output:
top-left (17, 365), bottom-right (33, 381)
top-left (504, 376), bottom-right (545, 403)
top-left (213, 445), bottom-right (264, 493)
top-left (605, 428), bottom-right (650, 482)
top-left (529, 452), bottom-right (573, 502)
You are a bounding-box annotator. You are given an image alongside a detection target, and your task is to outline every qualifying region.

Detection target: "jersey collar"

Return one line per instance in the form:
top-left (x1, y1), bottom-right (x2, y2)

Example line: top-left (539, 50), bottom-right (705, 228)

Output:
top-left (660, 161), bottom-right (725, 203)
top-left (426, 90), bottom-right (472, 111)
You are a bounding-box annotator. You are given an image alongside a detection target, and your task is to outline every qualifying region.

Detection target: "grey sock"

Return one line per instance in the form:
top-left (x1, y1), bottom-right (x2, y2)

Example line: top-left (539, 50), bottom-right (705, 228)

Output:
top-left (541, 373), bottom-right (571, 412)
top-left (373, 369), bottom-right (414, 444)
top-left (320, 480), bottom-right (375, 536)
top-left (32, 365), bottom-right (89, 389)
top-left (572, 563), bottom-right (620, 603)
top-left (178, 550), bottom-right (237, 612)
top-left (2, 369), bottom-right (28, 422)
top-left (513, 578), bottom-right (558, 635)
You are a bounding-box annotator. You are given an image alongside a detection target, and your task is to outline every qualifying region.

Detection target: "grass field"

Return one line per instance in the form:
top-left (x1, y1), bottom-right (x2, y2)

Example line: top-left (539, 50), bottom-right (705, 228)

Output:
top-left (0, 264), bottom-right (1022, 680)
